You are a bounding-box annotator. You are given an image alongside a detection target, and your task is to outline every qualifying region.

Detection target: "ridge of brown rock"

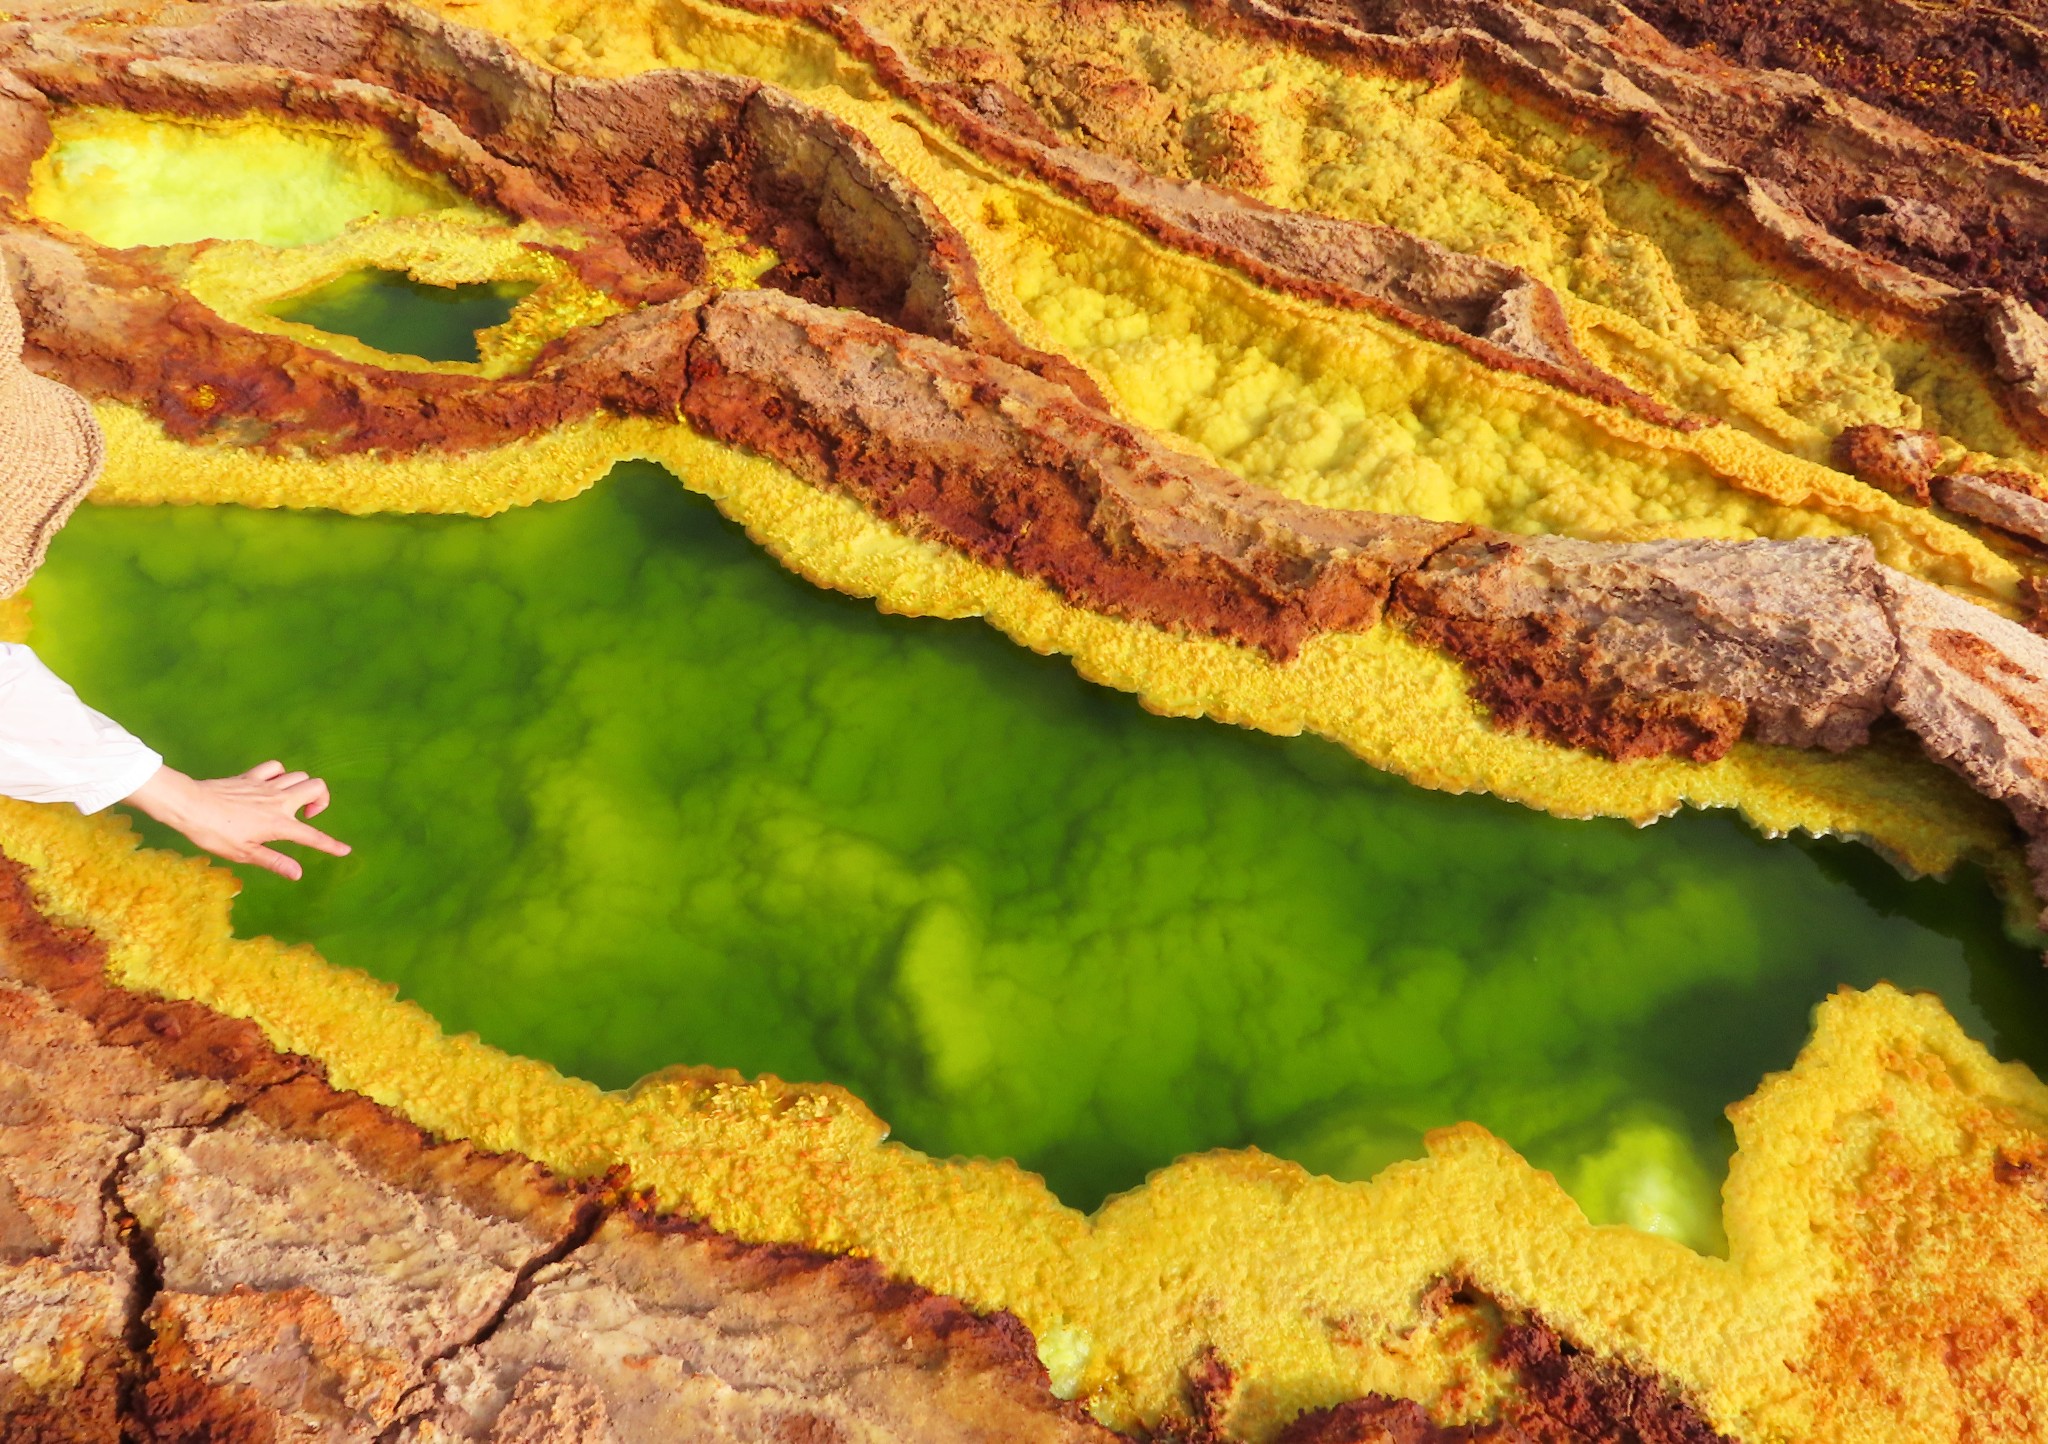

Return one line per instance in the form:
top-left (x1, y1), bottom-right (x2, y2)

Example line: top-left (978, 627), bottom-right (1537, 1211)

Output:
top-left (1615, 0), bottom-right (2048, 170)
top-left (1390, 531), bottom-right (1897, 763)
top-left (1879, 572), bottom-right (2048, 905)
top-left (1934, 472), bottom-right (2048, 551)
top-left (684, 286), bottom-right (1468, 658)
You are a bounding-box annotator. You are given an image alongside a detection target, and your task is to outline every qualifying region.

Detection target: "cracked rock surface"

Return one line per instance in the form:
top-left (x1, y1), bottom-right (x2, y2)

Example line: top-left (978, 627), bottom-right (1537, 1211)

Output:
top-left (0, 862), bottom-right (1120, 1444)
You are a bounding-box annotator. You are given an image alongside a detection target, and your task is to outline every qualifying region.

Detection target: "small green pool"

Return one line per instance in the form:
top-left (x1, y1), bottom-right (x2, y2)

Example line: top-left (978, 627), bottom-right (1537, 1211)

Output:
top-left (268, 269), bottom-right (534, 363)
top-left (31, 460), bottom-right (2048, 1245)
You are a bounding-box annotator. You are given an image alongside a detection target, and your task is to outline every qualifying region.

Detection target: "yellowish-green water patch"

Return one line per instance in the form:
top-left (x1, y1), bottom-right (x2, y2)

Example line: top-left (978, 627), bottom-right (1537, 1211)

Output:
top-left (29, 109), bottom-right (496, 250)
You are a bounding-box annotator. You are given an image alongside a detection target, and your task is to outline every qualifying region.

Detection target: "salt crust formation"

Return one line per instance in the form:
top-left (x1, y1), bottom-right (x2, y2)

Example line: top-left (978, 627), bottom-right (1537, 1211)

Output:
top-left (5, 0), bottom-right (2048, 1437)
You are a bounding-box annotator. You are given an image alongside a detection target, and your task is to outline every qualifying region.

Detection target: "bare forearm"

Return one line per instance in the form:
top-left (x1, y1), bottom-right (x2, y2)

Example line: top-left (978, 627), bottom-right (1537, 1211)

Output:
top-left (125, 765), bottom-right (206, 830)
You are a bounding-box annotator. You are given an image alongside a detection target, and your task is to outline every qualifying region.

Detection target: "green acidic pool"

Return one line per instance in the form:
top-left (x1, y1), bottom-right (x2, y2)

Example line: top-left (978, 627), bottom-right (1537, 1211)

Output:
top-left (30, 464), bottom-right (2048, 1244)
top-left (268, 269), bottom-right (536, 363)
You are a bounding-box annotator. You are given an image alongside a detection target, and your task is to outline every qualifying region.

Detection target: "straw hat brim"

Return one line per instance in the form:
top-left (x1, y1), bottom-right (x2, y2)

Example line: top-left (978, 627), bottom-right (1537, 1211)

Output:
top-left (0, 365), bottom-right (104, 598)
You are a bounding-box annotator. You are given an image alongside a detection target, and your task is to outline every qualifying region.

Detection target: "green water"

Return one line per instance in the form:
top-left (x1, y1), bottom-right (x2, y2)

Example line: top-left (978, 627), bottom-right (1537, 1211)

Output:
top-left (30, 464), bottom-right (2048, 1243)
top-left (268, 270), bottom-right (534, 363)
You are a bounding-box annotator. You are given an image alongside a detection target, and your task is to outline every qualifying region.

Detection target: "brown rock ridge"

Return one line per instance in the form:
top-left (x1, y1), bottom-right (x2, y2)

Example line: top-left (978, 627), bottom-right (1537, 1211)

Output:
top-left (807, 0), bottom-right (2048, 442)
top-left (1390, 532), bottom-right (1896, 763)
top-left (684, 286), bottom-right (1466, 658)
top-left (1935, 472), bottom-right (2048, 552)
top-left (1827, 424), bottom-right (2048, 551)
top-left (684, 287), bottom-right (2048, 921)
top-left (13, 4), bottom-right (2048, 917)
top-left (1617, 0), bottom-right (2048, 170)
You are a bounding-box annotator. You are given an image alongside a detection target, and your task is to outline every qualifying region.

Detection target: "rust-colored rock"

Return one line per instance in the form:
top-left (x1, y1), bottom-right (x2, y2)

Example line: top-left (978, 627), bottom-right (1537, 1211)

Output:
top-left (1179, 1293), bottom-right (1733, 1443)
top-left (1492, 1318), bottom-right (1727, 1444)
top-left (1620, 0), bottom-right (2048, 171)
top-left (1832, 424), bottom-right (1943, 507)
top-left (1880, 570), bottom-right (2048, 921)
top-left (1275, 1396), bottom-right (1490, 1443)
top-left (1933, 470), bottom-right (2048, 549)
top-left (684, 287), bottom-right (1466, 658)
top-left (1392, 532), bottom-right (1896, 762)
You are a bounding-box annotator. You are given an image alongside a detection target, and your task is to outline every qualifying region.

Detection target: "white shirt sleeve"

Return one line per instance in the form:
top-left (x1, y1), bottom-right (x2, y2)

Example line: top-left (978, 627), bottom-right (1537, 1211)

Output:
top-left (0, 643), bottom-right (162, 814)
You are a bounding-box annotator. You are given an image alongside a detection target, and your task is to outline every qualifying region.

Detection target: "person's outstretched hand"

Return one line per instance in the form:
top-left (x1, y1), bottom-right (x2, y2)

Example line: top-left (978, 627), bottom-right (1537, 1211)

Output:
top-left (125, 760), bottom-right (350, 881)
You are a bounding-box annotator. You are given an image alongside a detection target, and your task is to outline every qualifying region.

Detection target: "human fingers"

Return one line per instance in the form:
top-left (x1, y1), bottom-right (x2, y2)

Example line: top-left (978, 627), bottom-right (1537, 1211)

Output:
top-left (271, 770), bottom-right (311, 790)
top-left (245, 844), bottom-right (304, 881)
top-left (280, 778), bottom-right (331, 817)
top-left (244, 760), bottom-right (286, 781)
top-left (280, 817), bottom-right (351, 858)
